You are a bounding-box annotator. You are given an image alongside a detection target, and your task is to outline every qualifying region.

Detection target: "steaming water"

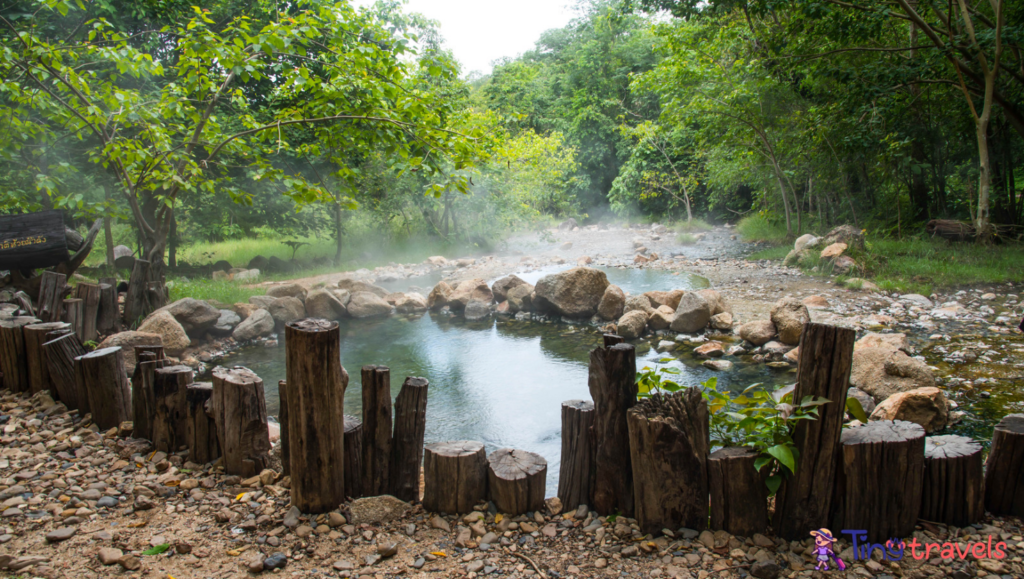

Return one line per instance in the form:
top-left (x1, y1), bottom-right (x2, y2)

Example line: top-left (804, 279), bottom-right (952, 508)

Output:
top-left (217, 266), bottom-right (779, 496)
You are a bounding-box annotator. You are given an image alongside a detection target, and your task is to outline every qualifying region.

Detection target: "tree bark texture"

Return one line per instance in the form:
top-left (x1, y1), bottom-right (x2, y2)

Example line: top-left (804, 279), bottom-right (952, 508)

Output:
top-left (361, 365), bottom-right (392, 497)
top-left (278, 380), bottom-right (289, 478)
top-left (42, 331), bottom-right (86, 411)
top-left (389, 376), bottom-right (429, 502)
top-left (23, 322), bottom-right (68, 394)
top-left (588, 342), bottom-right (637, 517)
top-left (487, 448), bottom-right (547, 516)
top-left (708, 447), bottom-right (768, 537)
top-left (131, 350), bottom-right (168, 442)
top-left (152, 365), bottom-right (193, 453)
top-left (557, 399), bottom-right (594, 512)
top-left (62, 298), bottom-right (83, 340)
top-left (211, 366), bottom-right (271, 478)
top-left (36, 271), bottom-right (66, 323)
top-left (124, 259), bottom-right (152, 326)
top-left (344, 415), bottom-right (364, 499)
top-left (984, 413), bottom-right (1024, 516)
top-left (186, 382), bottom-right (220, 465)
top-left (97, 278), bottom-right (119, 335)
top-left (73, 282), bottom-right (101, 343)
top-left (921, 435), bottom-right (984, 527)
top-left (423, 440), bottom-right (488, 515)
top-left (75, 346), bottom-right (132, 430)
top-left (0, 317), bottom-right (41, 392)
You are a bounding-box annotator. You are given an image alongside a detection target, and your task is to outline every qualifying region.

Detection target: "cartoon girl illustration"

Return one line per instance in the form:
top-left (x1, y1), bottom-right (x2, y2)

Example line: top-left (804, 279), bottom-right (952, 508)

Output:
top-left (810, 528), bottom-right (846, 571)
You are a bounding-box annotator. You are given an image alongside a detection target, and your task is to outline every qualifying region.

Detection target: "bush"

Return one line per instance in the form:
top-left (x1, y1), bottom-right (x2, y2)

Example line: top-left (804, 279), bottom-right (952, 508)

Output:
top-left (736, 214), bottom-right (789, 244)
top-left (676, 218), bottom-right (712, 233)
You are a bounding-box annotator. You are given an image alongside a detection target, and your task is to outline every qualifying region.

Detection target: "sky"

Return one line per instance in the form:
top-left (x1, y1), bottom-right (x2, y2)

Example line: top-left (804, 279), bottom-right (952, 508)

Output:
top-left (354, 0), bottom-right (576, 76)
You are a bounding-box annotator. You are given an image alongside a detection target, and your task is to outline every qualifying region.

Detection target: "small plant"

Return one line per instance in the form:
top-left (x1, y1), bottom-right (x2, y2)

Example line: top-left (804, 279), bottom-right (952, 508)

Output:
top-left (82, 340), bottom-right (98, 351)
top-left (539, 229), bottom-right (557, 244)
top-left (677, 232), bottom-right (697, 245)
top-left (636, 360), bottom-right (683, 398)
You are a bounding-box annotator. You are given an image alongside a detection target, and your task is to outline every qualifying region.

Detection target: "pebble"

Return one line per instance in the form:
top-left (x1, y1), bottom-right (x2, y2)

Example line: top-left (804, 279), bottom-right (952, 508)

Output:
top-left (97, 547), bottom-right (123, 565)
top-left (119, 555), bottom-right (141, 571)
top-left (263, 552), bottom-right (288, 571)
top-left (45, 527), bottom-right (76, 543)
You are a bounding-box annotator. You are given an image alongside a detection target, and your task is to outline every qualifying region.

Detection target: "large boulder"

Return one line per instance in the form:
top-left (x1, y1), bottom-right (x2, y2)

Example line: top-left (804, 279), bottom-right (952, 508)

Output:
top-left (533, 267), bottom-right (610, 318)
top-left (395, 293), bottom-right (428, 314)
top-left (770, 297), bottom-right (810, 346)
top-left (739, 320), bottom-right (776, 346)
top-left (268, 297), bottom-right (305, 326)
top-left (855, 332), bottom-right (912, 354)
top-left (643, 290), bottom-right (684, 311)
top-left (670, 292), bottom-right (711, 333)
top-left (506, 284), bottom-right (534, 313)
top-left (616, 310), bottom-right (647, 340)
top-left (710, 312), bottom-right (734, 330)
top-left (336, 279), bottom-right (389, 298)
top-left (234, 269), bottom-right (260, 282)
top-left (784, 248), bottom-right (814, 267)
top-left (597, 285), bottom-right (626, 321)
top-left (97, 331), bottom-right (162, 374)
top-left (248, 255), bottom-right (270, 271)
top-left (267, 256), bottom-right (292, 273)
top-left (820, 242), bottom-right (847, 260)
top-left (850, 346), bottom-right (936, 401)
top-left (347, 292), bottom-right (392, 318)
top-left (822, 224), bottom-right (865, 251)
top-left (249, 295), bottom-right (277, 309)
top-left (448, 279), bottom-right (493, 312)
top-left (137, 311), bottom-right (190, 356)
top-left (464, 299), bottom-right (492, 321)
top-left (232, 309), bottom-right (275, 341)
top-left (304, 289), bottom-right (347, 321)
top-left (558, 218), bottom-right (578, 231)
top-left (697, 289), bottom-right (728, 316)
top-left (624, 295), bottom-right (654, 316)
top-left (648, 305), bottom-right (675, 330)
top-left (794, 234), bottom-right (819, 252)
top-left (210, 310), bottom-right (241, 337)
top-left (870, 387), bottom-right (949, 433)
top-left (267, 283), bottom-right (307, 301)
top-left (427, 282), bottom-right (453, 311)
top-left (330, 289), bottom-right (351, 307)
top-left (491, 275), bottom-right (529, 303)
top-left (160, 298), bottom-right (221, 335)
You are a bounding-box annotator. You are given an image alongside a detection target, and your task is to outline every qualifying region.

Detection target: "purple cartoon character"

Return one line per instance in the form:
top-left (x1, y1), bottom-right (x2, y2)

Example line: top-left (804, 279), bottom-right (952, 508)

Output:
top-left (810, 528), bottom-right (846, 571)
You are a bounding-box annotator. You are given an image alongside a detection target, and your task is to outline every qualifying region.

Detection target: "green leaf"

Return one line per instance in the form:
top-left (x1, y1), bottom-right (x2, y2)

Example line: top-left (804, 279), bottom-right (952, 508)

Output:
top-left (765, 474), bottom-right (782, 496)
top-left (753, 456), bottom-right (772, 472)
top-left (845, 397), bottom-right (869, 423)
top-left (765, 444), bottom-right (796, 474)
top-left (142, 544), bottom-right (170, 556)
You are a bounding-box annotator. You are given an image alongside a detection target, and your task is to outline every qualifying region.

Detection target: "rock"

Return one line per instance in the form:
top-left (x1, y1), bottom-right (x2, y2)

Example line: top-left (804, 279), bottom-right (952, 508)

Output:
top-left (427, 282), bottom-right (453, 311)
top-left (822, 224), bottom-right (864, 250)
top-left (819, 242), bottom-right (847, 259)
top-left (267, 283), bottom-right (307, 301)
top-left (348, 495), bottom-right (409, 525)
top-left (783, 248), bottom-right (814, 267)
top-left (96, 496), bottom-right (118, 508)
top-left (506, 284), bottom-right (534, 313)
top-left (210, 309), bottom-right (241, 336)
top-left (545, 497), bottom-right (563, 515)
top-left (295, 525), bottom-right (313, 538)
top-left (794, 234), bottom-right (819, 252)
top-left (533, 267), bottom-right (610, 318)
top-left (616, 311), bottom-right (647, 340)
top-left (118, 555), bottom-right (141, 571)
top-left (648, 305), bottom-right (674, 330)
top-left (327, 512), bottom-right (346, 528)
top-left (847, 387), bottom-right (876, 415)
top-left (670, 292), bottom-right (711, 333)
top-left (643, 290), bottom-right (684, 311)
top-left (577, 255), bottom-right (592, 265)
top-left (263, 553), bottom-right (288, 571)
top-left (464, 299), bottom-right (492, 321)
top-left (624, 295), bottom-right (654, 317)
top-left (843, 278), bottom-right (879, 291)
top-left (427, 256), bottom-right (447, 266)
top-left (855, 332), bottom-right (911, 353)
top-left (770, 297), bottom-right (810, 346)
top-left (283, 506), bottom-right (301, 528)
top-left (870, 387), bottom-right (949, 432)
top-left (832, 255), bottom-right (858, 274)
top-left (249, 295), bottom-right (277, 309)
top-left (97, 547), bottom-right (123, 565)
top-left (899, 293), bottom-right (933, 308)
top-left (558, 218), bottom-right (578, 230)
top-left (750, 560), bottom-right (782, 579)
top-left (430, 516), bottom-right (450, 532)
top-left (703, 359), bottom-right (733, 371)
top-left (448, 279), bottom-right (493, 312)
top-left (336, 279), bottom-right (389, 298)
top-left (560, 241), bottom-right (573, 250)
top-left (850, 346), bottom-right (936, 401)
top-left (395, 293), bottom-right (427, 314)
top-left (137, 311), bottom-right (190, 356)
top-left (697, 289), bottom-right (728, 315)
top-left (234, 269), bottom-right (260, 282)
top-left (709, 312), bottom-right (733, 330)
top-left (232, 309), bottom-right (275, 341)
top-left (45, 527), bottom-right (76, 543)
top-left (248, 255), bottom-right (270, 271)
top-left (694, 341), bottom-right (724, 358)
top-left (268, 296), bottom-right (305, 326)
top-left (96, 331), bottom-right (162, 374)
top-left (330, 289), bottom-right (351, 307)
top-left (597, 285), bottom-right (626, 321)
top-left (802, 295), bottom-right (829, 309)
top-left (304, 289), bottom-right (347, 320)
top-left (347, 292), bottom-right (392, 318)
top-left (160, 298), bottom-right (221, 333)
top-left (739, 320), bottom-right (776, 346)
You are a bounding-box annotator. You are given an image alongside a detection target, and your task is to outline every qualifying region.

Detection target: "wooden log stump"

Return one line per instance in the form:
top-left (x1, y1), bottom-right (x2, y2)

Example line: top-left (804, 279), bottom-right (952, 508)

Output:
top-left (152, 365), bottom-right (193, 453)
top-left (588, 342), bottom-right (637, 517)
top-left (42, 332), bottom-right (86, 410)
top-left (423, 441), bottom-right (487, 514)
top-left (75, 346), bottom-right (132, 430)
top-left (284, 319), bottom-right (348, 513)
top-left (211, 366), bottom-right (272, 478)
top-left (0, 316), bottom-right (40, 392)
top-left (708, 447), bottom-right (768, 537)
top-left (37, 271), bottom-right (66, 323)
top-left (773, 322), bottom-right (855, 539)
top-left (921, 435), bottom-right (984, 527)
top-left (131, 350), bottom-right (168, 442)
top-left (278, 380), bottom-right (289, 477)
top-left (488, 448), bottom-right (546, 516)
top-left (63, 298), bottom-right (84, 340)
top-left (361, 365), bottom-right (393, 497)
top-left (23, 322), bottom-right (69, 394)
top-left (186, 382), bottom-right (220, 464)
top-left (602, 334), bottom-right (624, 347)
top-left (627, 388), bottom-right (709, 534)
top-left (390, 377), bottom-right (429, 502)
top-left (344, 415), bottom-right (364, 499)
top-left (97, 278), bottom-right (119, 335)
top-left (984, 414), bottom-right (1024, 516)
top-left (833, 420), bottom-right (925, 543)
top-left (124, 259), bottom-right (152, 325)
top-left (557, 399), bottom-right (594, 512)
top-left (74, 283), bottom-right (102, 342)
top-left (13, 292), bottom-right (34, 316)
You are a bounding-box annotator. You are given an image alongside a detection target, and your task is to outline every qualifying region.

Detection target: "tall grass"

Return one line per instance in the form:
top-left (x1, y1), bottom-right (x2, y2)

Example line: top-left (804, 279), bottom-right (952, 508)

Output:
top-left (736, 214), bottom-right (790, 244)
top-left (676, 218), bottom-right (713, 233)
top-left (169, 278), bottom-right (265, 305)
top-left (858, 238), bottom-right (1024, 293)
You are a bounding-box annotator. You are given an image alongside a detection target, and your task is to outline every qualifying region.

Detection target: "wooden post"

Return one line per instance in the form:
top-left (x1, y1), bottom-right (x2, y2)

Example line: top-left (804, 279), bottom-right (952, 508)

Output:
top-left (344, 415), bottom-right (364, 499)
top-left (278, 380), bottom-right (289, 477)
top-left (772, 322), bottom-right (855, 539)
top-left (284, 319), bottom-right (347, 513)
top-left (211, 366), bottom-right (272, 478)
top-left (63, 298), bottom-right (84, 340)
top-left (488, 448), bottom-right (547, 516)
top-left (152, 365), bottom-right (193, 453)
top-left (389, 377), bottom-right (429, 502)
top-left (75, 346), bottom-right (132, 430)
top-left (423, 441), bottom-right (487, 514)
top-left (97, 278), bottom-right (119, 335)
top-left (124, 259), bottom-right (151, 325)
top-left (0, 317), bottom-right (40, 392)
top-left (74, 283), bottom-right (102, 343)
top-left (588, 342), bottom-right (637, 517)
top-left (833, 420), bottom-right (925, 543)
top-left (23, 322), bottom-right (69, 394)
top-left (42, 332), bottom-right (86, 411)
top-left (602, 334), bottom-right (623, 347)
top-left (557, 399), bottom-right (594, 512)
top-left (131, 349), bottom-right (167, 442)
top-left (627, 388), bottom-right (709, 535)
top-left (708, 447), bottom-right (768, 536)
top-left (37, 271), bottom-right (66, 323)
top-left (186, 382), bottom-right (220, 465)
top-left (921, 435), bottom-right (984, 527)
top-left (361, 365), bottom-right (392, 497)
top-left (984, 413), bottom-right (1024, 516)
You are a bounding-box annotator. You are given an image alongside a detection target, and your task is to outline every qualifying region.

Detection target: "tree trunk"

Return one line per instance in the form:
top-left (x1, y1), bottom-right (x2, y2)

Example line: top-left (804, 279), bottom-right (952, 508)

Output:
top-left (389, 377), bottom-right (429, 502)
top-left (334, 202), bottom-right (344, 265)
top-left (152, 365), bottom-right (193, 453)
top-left (124, 259), bottom-right (152, 326)
top-left (984, 413), bottom-right (1024, 516)
top-left (284, 319), bottom-right (348, 513)
top-left (104, 189), bottom-right (115, 269)
top-left (487, 448), bottom-right (547, 516)
top-left (708, 447), bottom-right (768, 536)
top-left (422, 441), bottom-right (488, 514)
top-left (557, 399), bottom-right (594, 513)
top-left (921, 435), bottom-right (984, 527)
top-left (36, 271), bottom-right (66, 323)
top-left (0, 317), bottom-right (40, 392)
top-left (833, 420), bottom-right (925, 543)
top-left (23, 322), bottom-right (70, 395)
top-left (278, 380), bottom-right (289, 477)
top-left (42, 331), bottom-right (86, 411)
top-left (627, 388), bottom-right (709, 535)
top-left (361, 365), bottom-right (393, 497)
top-left (211, 366), bottom-right (272, 478)
top-left (97, 278), bottom-right (119, 335)
top-left (344, 415), bottom-right (364, 499)
top-left (773, 322), bottom-right (855, 539)
top-left (75, 346), bottom-right (132, 430)
top-left (587, 342), bottom-right (637, 517)
top-left (186, 382), bottom-right (220, 465)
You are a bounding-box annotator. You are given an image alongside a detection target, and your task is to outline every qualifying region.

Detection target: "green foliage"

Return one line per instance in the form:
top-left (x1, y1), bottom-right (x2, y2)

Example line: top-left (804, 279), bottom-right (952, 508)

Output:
top-left (142, 544), bottom-right (170, 556)
top-left (736, 214), bottom-right (790, 244)
top-left (677, 233), bottom-right (697, 245)
top-left (169, 278), bottom-right (264, 305)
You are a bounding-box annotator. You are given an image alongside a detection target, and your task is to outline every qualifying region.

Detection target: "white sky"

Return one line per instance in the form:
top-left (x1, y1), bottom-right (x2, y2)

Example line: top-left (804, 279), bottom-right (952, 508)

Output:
top-left (354, 0), bottom-right (576, 76)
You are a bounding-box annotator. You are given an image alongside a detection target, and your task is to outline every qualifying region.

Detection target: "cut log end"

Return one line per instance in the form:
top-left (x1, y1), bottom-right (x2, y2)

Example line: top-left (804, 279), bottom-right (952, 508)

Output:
top-left (286, 318), bottom-right (338, 332)
top-left (488, 448), bottom-right (547, 516)
top-left (423, 440), bottom-right (487, 515)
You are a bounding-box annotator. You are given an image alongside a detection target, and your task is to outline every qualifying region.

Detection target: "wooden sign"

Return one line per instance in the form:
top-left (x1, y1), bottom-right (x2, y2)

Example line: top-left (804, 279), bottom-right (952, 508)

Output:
top-left (0, 211), bottom-right (70, 270)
